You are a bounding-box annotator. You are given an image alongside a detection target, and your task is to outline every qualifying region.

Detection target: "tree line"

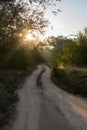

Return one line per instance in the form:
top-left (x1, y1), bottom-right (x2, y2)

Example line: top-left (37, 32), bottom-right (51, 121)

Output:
top-left (44, 28), bottom-right (87, 67)
top-left (43, 28), bottom-right (87, 97)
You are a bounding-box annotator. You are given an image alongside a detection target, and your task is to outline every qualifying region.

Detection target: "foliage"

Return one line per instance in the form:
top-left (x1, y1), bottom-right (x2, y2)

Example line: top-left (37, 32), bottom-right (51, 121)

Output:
top-left (52, 67), bottom-right (87, 97)
top-left (0, 0), bottom-right (61, 69)
top-left (46, 28), bottom-right (87, 67)
top-left (0, 0), bottom-right (61, 9)
top-left (0, 1), bottom-right (46, 128)
top-left (49, 27), bottom-right (87, 97)
top-left (0, 0), bottom-right (46, 69)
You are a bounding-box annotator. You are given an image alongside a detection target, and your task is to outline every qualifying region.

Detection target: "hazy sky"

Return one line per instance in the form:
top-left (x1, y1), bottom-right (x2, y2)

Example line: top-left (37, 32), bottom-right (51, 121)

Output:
top-left (44, 0), bottom-right (87, 38)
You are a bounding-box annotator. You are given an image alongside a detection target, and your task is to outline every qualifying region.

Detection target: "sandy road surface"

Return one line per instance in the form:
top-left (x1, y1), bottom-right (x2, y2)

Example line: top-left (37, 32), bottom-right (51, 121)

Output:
top-left (4, 65), bottom-right (87, 130)
top-left (43, 66), bottom-right (87, 130)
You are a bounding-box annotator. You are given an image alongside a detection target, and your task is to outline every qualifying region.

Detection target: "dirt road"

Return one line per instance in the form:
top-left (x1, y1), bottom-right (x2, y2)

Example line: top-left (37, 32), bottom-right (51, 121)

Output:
top-left (4, 65), bottom-right (87, 130)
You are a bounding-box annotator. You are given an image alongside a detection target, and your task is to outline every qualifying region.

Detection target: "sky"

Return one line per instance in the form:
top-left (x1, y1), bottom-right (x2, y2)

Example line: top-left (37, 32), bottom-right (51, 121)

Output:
top-left (44, 0), bottom-right (87, 38)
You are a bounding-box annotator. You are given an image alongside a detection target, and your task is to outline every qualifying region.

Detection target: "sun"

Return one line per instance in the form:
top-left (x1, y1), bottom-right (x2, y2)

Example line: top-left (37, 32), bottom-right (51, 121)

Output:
top-left (25, 33), bottom-right (34, 41)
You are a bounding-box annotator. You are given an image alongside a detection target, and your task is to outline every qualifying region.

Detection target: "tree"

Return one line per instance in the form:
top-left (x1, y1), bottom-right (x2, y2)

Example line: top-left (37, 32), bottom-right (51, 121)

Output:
top-left (0, 0), bottom-right (48, 69)
top-left (0, 0), bottom-right (61, 69)
top-left (76, 28), bottom-right (87, 65)
top-left (0, 0), bottom-right (61, 17)
top-left (62, 39), bottom-right (77, 65)
top-left (0, 0), bottom-right (61, 5)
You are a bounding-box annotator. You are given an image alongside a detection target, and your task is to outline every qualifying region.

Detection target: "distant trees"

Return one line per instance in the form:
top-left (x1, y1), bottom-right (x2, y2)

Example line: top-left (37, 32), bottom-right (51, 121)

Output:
top-left (76, 28), bottom-right (87, 65)
top-left (45, 28), bottom-right (87, 67)
top-left (50, 29), bottom-right (87, 98)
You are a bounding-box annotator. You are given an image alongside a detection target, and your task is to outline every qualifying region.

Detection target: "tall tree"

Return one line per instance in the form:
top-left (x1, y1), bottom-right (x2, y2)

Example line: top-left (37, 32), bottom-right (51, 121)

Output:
top-left (0, 0), bottom-right (48, 68)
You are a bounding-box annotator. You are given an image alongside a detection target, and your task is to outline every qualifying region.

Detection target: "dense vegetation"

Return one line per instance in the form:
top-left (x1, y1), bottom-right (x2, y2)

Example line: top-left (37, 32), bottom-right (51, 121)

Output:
top-left (52, 67), bottom-right (87, 96)
top-left (0, 0), bottom-right (61, 127)
top-left (1, 0), bottom-right (87, 127)
top-left (43, 28), bottom-right (87, 97)
top-left (0, 0), bottom-right (47, 128)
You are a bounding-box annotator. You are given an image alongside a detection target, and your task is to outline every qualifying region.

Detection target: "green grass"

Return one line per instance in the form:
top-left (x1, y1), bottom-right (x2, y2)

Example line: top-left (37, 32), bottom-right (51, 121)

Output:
top-left (51, 66), bottom-right (87, 97)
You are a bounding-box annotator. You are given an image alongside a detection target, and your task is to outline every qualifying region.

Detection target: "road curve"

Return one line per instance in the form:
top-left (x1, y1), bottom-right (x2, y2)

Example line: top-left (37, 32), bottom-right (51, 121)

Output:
top-left (42, 65), bottom-right (87, 130)
top-left (4, 65), bottom-right (87, 130)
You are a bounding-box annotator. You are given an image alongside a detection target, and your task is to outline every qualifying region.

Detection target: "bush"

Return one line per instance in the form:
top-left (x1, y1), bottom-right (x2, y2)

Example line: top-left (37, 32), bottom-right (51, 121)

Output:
top-left (51, 67), bottom-right (87, 97)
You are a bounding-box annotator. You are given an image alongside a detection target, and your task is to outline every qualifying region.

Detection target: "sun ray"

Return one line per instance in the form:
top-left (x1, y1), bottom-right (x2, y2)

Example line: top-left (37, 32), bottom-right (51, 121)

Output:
top-left (25, 33), bottom-right (34, 41)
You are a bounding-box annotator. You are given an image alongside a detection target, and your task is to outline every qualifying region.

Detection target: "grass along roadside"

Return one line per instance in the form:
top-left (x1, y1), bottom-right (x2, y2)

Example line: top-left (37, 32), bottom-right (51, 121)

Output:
top-left (0, 67), bottom-right (36, 129)
top-left (51, 66), bottom-right (87, 97)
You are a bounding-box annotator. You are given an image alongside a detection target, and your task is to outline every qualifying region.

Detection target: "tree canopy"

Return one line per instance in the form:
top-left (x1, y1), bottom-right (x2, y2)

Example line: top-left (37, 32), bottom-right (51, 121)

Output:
top-left (43, 28), bottom-right (87, 67)
top-left (0, 0), bottom-right (48, 69)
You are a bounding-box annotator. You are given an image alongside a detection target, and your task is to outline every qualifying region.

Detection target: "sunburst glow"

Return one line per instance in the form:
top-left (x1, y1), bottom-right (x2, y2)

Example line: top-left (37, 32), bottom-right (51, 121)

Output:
top-left (25, 33), bottom-right (34, 41)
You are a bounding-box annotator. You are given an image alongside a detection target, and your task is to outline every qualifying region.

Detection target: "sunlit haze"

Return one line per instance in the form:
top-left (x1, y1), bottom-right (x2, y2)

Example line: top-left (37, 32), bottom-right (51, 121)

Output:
top-left (25, 33), bottom-right (34, 41)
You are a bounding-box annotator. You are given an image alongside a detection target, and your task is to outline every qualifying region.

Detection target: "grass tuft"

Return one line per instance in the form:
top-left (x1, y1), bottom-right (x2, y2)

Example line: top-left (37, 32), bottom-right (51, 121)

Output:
top-left (51, 66), bottom-right (87, 97)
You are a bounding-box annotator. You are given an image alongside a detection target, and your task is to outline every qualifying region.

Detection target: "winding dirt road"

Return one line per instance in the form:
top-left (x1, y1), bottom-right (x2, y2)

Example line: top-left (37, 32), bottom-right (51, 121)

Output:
top-left (4, 65), bottom-right (87, 130)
